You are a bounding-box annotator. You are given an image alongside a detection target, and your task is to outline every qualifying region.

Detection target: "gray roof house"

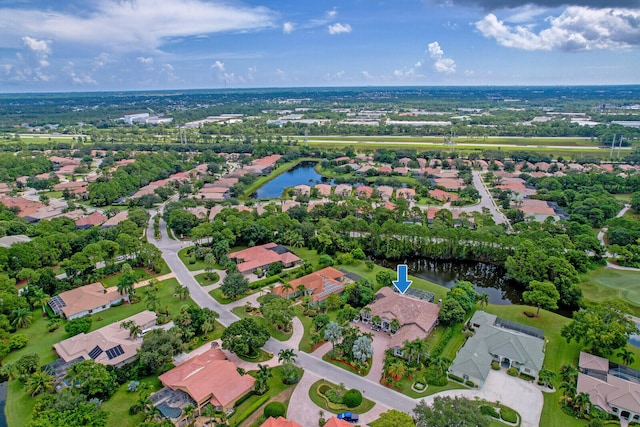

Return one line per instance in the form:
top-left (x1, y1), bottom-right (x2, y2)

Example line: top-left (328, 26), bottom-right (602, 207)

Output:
top-left (449, 311), bottom-right (545, 387)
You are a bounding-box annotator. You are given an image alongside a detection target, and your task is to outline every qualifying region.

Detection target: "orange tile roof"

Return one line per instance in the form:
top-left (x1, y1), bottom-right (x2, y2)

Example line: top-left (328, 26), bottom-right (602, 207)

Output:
top-left (285, 267), bottom-right (346, 301)
top-left (429, 189), bottom-right (459, 202)
top-left (228, 243), bottom-right (301, 274)
top-left (325, 417), bottom-right (353, 427)
top-left (75, 211), bottom-right (108, 228)
top-left (57, 283), bottom-right (126, 319)
top-left (260, 417), bottom-right (302, 427)
top-left (159, 348), bottom-right (255, 407)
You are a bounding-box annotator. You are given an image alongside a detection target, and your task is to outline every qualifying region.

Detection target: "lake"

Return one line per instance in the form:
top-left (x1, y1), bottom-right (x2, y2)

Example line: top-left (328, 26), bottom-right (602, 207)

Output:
top-left (254, 162), bottom-right (328, 199)
top-left (374, 257), bottom-right (524, 305)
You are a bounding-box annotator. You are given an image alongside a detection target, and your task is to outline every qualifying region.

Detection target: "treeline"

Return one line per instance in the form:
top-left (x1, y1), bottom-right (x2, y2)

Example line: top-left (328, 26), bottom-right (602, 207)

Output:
top-left (88, 152), bottom-right (187, 206)
top-left (0, 152), bottom-right (52, 182)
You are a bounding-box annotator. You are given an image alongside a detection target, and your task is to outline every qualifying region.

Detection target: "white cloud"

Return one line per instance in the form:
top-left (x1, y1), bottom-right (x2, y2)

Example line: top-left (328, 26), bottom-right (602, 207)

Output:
top-left (427, 41), bottom-right (456, 73)
top-left (283, 21), bottom-right (294, 34)
top-left (94, 52), bottom-right (114, 68)
top-left (22, 36), bottom-right (50, 67)
top-left (161, 63), bottom-right (178, 81)
top-left (0, 0), bottom-right (275, 52)
top-left (64, 61), bottom-right (97, 85)
top-left (137, 56), bottom-right (154, 64)
top-left (505, 5), bottom-right (548, 23)
top-left (327, 9), bottom-right (337, 18)
top-left (211, 60), bottom-right (225, 71)
top-left (248, 65), bottom-right (257, 73)
top-left (328, 23), bottom-right (352, 35)
top-left (361, 70), bottom-right (373, 79)
top-left (476, 7), bottom-right (640, 51)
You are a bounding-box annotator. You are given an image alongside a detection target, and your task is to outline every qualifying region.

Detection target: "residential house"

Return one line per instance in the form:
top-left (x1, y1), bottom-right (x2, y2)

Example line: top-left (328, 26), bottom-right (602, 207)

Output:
top-left (434, 177), bottom-right (465, 191)
top-left (0, 196), bottom-right (45, 218)
top-left (49, 282), bottom-right (128, 320)
top-left (53, 311), bottom-right (157, 367)
top-left (334, 184), bottom-right (352, 198)
top-left (449, 311), bottom-right (545, 387)
top-left (577, 351), bottom-right (640, 422)
top-left (274, 267), bottom-right (353, 302)
top-left (244, 154), bottom-right (282, 175)
top-left (354, 185), bottom-right (373, 198)
top-left (75, 211), bottom-right (108, 229)
top-left (228, 242), bottom-right (301, 275)
top-left (396, 188), bottom-right (416, 200)
top-left (101, 211), bottom-right (129, 228)
top-left (260, 417), bottom-right (302, 427)
top-left (0, 235), bottom-right (30, 248)
top-left (315, 184), bottom-right (332, 197)
top-left (361, 287), bottom-right (440, 355)
top-left (429, 189), bottom-right (459, 202)
top-left (376, 186), bottom-right (394, 201)
top-left (157, 347), bottom-right (255, 415)
top-left (394, 167), bottom-right (409, 176)
top-left (324, 417), bottom-right (353, 427)
top-left (294, 185), bottom-right (311, 197)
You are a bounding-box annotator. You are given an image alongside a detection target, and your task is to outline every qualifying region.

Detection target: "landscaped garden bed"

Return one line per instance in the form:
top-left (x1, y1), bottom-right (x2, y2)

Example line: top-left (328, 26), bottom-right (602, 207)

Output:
top-left (308, 379), bottom-right (375, 414)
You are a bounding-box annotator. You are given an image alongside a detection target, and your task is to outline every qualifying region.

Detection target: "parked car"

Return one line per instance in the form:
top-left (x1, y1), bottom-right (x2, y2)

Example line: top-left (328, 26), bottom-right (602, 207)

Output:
top-left (337, 412), bottom-right (359, 423)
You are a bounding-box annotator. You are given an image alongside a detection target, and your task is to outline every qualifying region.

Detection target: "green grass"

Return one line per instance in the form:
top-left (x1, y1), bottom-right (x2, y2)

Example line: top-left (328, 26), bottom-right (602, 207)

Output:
top-left (321, 352), bottom-right (371, 376)
top-left (177, 247), bottom-right (208, 271)
top-left (228, 365), bottom-right (298, 427)
top-left (237, 348), bottom-right (273, 363)
top-left (101, 377), bottom-right (162, 427)
top-left (209, 288), bottom-right (240, 304)
top-left (395, 374), bottom-right (466, 399)
top-left (195, 272), bottom-right (220, 286)
top-left (583, 267), bottom-right (640, 307)
top-left (540, 392), bottom-right (587, 427)
top-left (308, 379), bottom-right (376, 415)
top-left (5, 379), bottom-right (36, 427)
top-left (231, 306), bottom-right (293, 342)
top-left (101, 267), bottom-right (156, 288)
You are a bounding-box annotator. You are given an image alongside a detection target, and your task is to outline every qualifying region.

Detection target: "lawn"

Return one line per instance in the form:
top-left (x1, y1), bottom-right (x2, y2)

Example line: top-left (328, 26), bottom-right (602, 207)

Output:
top-left (209, 288), bottom-right (247, 304)
top-left (582, 267), bottom-right (640, 308)
top-left (308, 379), bottom-right (376, 415)
top-left (101, 376), bottom-right (162, 427)
top-left (231, 306), bottom-right (292, 342)
top-left (195, 272), bottom-right (220, 286)
top-left (5, 380), bottom-right (35, 427)
top-left (177, 246), bottom-right (208, 271)
top-left (228, 365), bottom-right (300, 427)
top-left (101, 267), bottom-right (157, 288)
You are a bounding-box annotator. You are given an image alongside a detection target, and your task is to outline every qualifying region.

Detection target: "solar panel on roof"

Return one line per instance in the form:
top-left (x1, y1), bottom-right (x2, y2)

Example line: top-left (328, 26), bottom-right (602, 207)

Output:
top-left (106, 345), bottom-right (124, 360)
top-left (88, 346), bottom-right (103, 359)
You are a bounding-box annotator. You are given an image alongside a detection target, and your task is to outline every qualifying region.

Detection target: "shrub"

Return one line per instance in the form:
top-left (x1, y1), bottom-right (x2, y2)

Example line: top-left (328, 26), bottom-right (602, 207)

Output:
top-left (325, 389), bottom-right (343, 404)
top-left (465, 380), bottom-right (475, 387)
top-left (425, 367), bottom-right (448, 386)
top-left (8, 334), bottom-right (28, 350)
top-left (64, 316), bottom-right (92, 336)
top-left (507, 367), bottom-right (518, 377)
top-left (343, 389), bottom-right (362, 408)
top-left (500, 407), bottom-right (518, 423)
top-left (447, 373), bottom-right (464, 383)
top-left (491, 361), bottom-right (500, 370)
top-left (519, 373), bottom-right (536, 381)
top-left (480, 405), bottom-right (499, 418)
top-left (263, 401), bottom-right (286, 418)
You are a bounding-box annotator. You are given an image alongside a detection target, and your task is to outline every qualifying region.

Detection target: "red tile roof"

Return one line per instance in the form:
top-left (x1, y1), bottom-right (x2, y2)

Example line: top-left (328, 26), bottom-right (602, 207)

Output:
top-left (324, 417), bottom-right (353, 427)
top-left (75, 211), bottom-right (108, 228)
top-left (159, 348), bottom-right (255, 408)
top-left (228, 243), bottom-right (301, 274)
top-left (260, 417), bottom-right (302, 427)
top-left (429, 189), bottom-right (459, 202)
top-left (281, 267), bottom-right (347, 301)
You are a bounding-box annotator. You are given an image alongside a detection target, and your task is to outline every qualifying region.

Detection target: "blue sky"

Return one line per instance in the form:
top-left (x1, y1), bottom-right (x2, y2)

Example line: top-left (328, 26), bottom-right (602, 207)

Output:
top-left (0, 0), bottom-right (639, 92)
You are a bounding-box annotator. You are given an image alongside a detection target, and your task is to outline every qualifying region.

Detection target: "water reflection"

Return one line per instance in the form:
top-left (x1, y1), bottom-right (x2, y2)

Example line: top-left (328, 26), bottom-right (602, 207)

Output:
top-left (374, 258), bottom-right (524, 305)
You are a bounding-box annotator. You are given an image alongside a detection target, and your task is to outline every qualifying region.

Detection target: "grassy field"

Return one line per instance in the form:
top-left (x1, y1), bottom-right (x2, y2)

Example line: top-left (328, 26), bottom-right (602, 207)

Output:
top-left (101, 267), bottom-right (157, 288)
top-left (195, 272), bottom-right (220, 286)
top-left (580, 267), bottom-right (640, 316)
top-left (101, 376), bottom-right (162, 427)
top-left (177, 247), bottom-right (207, 271)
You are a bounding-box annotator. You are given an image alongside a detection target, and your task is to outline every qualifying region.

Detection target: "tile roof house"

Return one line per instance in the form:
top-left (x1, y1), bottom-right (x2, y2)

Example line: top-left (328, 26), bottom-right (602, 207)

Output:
top-left (376, 186), bottom-right (394, 201)
top-left (361, 287), bottom-right (440, 353)
top-left (228, 243), bottom-right (301, 274)
top-left (260, 417), bottom-right (302, 427)
top-left (100, 211), bottom-right (129, 228)
top-left (449, 311), bottom-right (545, 387)
top-left (577, 351), bottom-right (640, 422)
top-left (275, 267), bottom-right (353, 302)
top-left (324, 417), bottom-right (353, 427)
top-left (53, 310), bottom-right (157, 367)
top-left (429, 189), bottom-right (458, 202)
top-left (354, 185), bottom-right (373, 198)
top-left (75, 211), bottom-right (108, 229)
top-left (396, 188), bottom-right (416, 200)
top-left (0, 234), bottom-right (31, 248)
top-left (334, 184), bottom-right (352, 198)
top-left (158, 347), bottom-right (255, 413)
top-left (49, 282), bottom-right (128, 320)
top-left (315, 184), bottom-right (332, 197)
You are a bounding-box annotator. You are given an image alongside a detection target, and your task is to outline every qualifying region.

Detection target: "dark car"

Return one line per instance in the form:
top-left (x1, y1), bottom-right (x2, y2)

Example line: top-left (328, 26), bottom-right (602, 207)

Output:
top-left (337, 412), bottom-right (359, 423)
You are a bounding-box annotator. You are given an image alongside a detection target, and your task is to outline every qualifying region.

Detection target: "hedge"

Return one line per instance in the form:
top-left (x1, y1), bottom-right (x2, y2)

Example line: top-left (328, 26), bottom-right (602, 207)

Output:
top-left (448, 373), bottom-right (464, 383)
top-left (500, 407), bottom-right (518, 423)
top-left (480, 405), bottom-right (500, 418)
top-left (231, 394), bottom-right (270, 427)
top-left (343, 389), bottom-right (362, 408)
top-left (264, 402), bottom-right (285, 418)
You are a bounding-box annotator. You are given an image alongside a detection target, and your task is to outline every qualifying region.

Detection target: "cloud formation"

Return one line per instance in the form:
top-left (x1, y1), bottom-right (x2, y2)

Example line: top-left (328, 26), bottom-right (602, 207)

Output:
top-left (283, 22), bottom-right (294, 34)
top-left (427, 41), bottom-right (456, 73)
top-left (476, 7), bottom-right (640, 50)
top-left (0, 0), bottom-right (275, 51)
top-left (211, 60), bottom-right (225, 72)
top-left (429, 0), bottom-right (640, 11)
top-left (328, 23), bottom-right (352, 35)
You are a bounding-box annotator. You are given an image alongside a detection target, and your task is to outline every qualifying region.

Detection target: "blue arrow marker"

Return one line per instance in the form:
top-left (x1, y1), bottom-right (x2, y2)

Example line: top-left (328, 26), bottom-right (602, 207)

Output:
top-left (392, 264), bottom-right (412, 294)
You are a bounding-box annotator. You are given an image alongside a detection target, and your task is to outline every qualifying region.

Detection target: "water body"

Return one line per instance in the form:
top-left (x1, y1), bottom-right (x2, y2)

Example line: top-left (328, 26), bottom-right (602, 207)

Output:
top-left (254, 162), bottom-right (329, 199)
top-left (374, 258), bottom-right (524, 305)
top-left (0, 382), bottom-right (7, 427)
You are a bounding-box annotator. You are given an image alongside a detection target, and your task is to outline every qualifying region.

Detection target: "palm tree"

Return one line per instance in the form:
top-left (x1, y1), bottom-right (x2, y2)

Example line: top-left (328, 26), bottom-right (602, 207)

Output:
top-left (254, 364), bottom-right (272, 395)
top-left (386, 360), bottom-right (407, 381)
top-left (573, 391), bottom-right (591, 416)
top-left (390, 318), bottom-right (401, 334)
top-left (117, 279), bottom-right (134, 297)
top-left (560, 381), bottom-right (576, 405)
top-left (25, 370), bottom-right (54, 397)
top-left (281, 282), bottom-right (294, 298)
top-left (296, 284), bottom-right (307, 298)
top-left (30, 288), bottom-right (50, 316)
top-left (538, 368), bottom-right (557, 388)
top-left (478, 292), bottom-right (490, 307)
top-left (182, 403), bottom-right (196, 426)
top-left (144, 288), bottom-right (159, 311)
top-left (560, 364), bottom-right (579, 383)
top-left (618, 347), bottom-right (635, 366)
top-left (278, 348), bottom-right (297, 365)
top-left (12, 308), bottom-right (33, 329)
top-left (430, 356), bottom-right (451, 378)
top-left (201, 318), bottom-right (214, 338)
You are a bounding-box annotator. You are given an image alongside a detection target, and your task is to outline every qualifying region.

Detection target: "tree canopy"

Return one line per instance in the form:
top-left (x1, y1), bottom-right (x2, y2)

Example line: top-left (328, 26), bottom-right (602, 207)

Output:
top-left (221, 318), bottom-right (270, 357)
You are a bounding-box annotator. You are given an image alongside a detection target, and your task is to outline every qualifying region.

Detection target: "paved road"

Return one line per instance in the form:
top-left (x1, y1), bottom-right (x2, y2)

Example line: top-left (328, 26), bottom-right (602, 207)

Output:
top-left (596, 204), bottom-right (640, 271)
top-left (147, 212), bottom-right (543, 425)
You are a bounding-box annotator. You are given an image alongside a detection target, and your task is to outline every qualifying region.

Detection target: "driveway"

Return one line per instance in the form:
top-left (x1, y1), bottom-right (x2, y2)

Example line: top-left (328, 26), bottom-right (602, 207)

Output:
top-left (354, 323), bottom-right (390, 382)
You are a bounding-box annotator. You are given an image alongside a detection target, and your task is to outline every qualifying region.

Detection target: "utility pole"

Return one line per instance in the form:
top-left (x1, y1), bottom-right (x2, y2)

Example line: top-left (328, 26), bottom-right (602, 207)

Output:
top-left (610, 134), bottom-right (616, 158)
top-left (618, 135), bottom-right (624, 159)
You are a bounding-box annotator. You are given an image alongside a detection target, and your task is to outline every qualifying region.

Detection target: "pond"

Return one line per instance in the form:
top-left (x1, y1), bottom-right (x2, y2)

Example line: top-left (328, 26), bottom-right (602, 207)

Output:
top-left (254, 162), bottom-right (329, 199)
top-left (374, 258), bottom-right (524, 305)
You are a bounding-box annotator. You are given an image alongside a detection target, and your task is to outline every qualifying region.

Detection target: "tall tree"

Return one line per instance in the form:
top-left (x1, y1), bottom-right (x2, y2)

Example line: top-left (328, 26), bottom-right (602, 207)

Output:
top-left (220, 272), bottom-right (249, 299)
top-left (324, 321), bottom-right (342, 356)
top-left (413, 396), bottom-right (489, 427)
top-left (523, 280), bottom-right (560, 316)
top-left (221, 318), bottom-right (270, 358)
